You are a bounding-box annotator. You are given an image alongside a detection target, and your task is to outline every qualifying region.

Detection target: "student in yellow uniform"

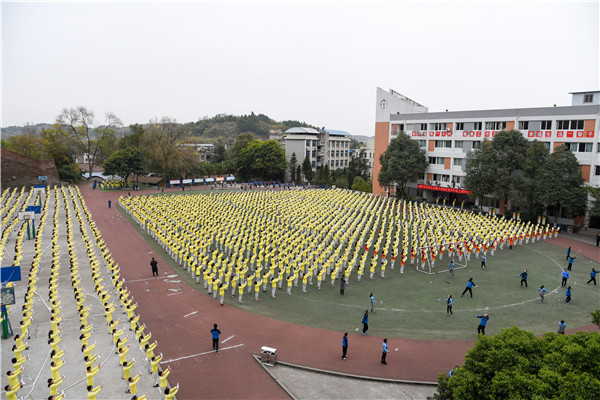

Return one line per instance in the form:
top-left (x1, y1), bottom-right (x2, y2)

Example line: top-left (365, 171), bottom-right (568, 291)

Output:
top-left (286, 275), bottom-right (295, 295)
top-left (85, 364), bottom-right (100, 386)
top-left (254, 279), bottom-right (262, 301)
top-left (118, 345), bottom-right (130, 364)
top-left (237, 281), bottom-right (246, 303)
top-left (126, 372), bottom-right (142, 394)
top-left (86, 384), bottom-right (102, 400)
top-left (7, 367), bottom-right (23, 388)
top-left (50, 359), bottom-right (64, 380)
top-left (122, 359), bottom-right (135, 383)
top-left (84, 354), bottom-right (98, 369)
top-left (164, 383), bottom-right (179, 400)
top-left (150, 353), bottom-right (163, 386)
top-left (270, 276), bottom-right (280, 298)
top-left (4, 382), bottom-right (23, 400)
top-left (48, 375), bottom-right (64, 396)
top-left (82, 342), bottom-right (96, 358)
top-left (145, 341), bottom-right (157, 362)
top-left (159, 365), bottom-right (171, 389)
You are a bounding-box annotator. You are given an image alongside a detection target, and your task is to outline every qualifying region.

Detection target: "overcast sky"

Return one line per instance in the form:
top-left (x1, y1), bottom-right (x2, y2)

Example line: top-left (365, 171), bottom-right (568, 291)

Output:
top-left (2, 1), bottom-right (598, 136)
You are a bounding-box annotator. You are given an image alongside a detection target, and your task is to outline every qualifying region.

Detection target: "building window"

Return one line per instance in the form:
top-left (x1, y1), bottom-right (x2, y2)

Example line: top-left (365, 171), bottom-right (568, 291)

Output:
top-left (418, 140), bottom-right (426, 148)
top-left (541, 120), bottom-right (552, 129)
top-left (306, 150), bottom-right (310, 158)
top-left (485, 121), bottom-right (507, 130)
top-left (306, 140), bottom-right (311, 147)
top-left (542, 142), bottom-right (551, 150)
top-left (311, 161), bottom-right (316, 168)
top-left (566, 142), bottom-right (592, 152)
top-left (474, 122), bottom-right (483, 130)
top-left (518, 121), bottom-right (529, 130)
top-left (428, 157), bottom-right (445, 165)
top-left (440, 175), bottom-right (450, 183)
top-left (595, 165), bottom-right (600, 176)
top-left (454, 140), bottom-right (463, 149)
top-left (312, 150), bottom-right (316, 157)
top-left (584, 94), bottom-right (594, 103)
top-left (312, 140), bottom-right (317, 146)
top-left (473, 141), bottom-right (482, 149)
top-left (557, 120), bottom-right (584, 129)
top-left (454, 176), bottom-right (461, 185)
top-left (456, 122), bottom-right (464, 130)
top-left (453, 158), bottom-right (463, 167)
top-left (430, 122), bottom-right (447, 130)
top-left (420, 123), bottom-right (427, 130)
top-left (435, 140), bottom-right (452, 148)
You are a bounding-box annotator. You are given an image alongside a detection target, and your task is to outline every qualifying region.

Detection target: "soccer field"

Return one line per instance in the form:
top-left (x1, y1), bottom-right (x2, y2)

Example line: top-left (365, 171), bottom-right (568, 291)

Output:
top-left (118, 191), bottom-right (599, 341)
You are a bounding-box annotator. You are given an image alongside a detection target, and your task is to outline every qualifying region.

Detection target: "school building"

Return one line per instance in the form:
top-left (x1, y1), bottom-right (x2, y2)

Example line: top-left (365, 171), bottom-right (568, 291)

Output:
top-left (373, 88), bottom-right (600, 214)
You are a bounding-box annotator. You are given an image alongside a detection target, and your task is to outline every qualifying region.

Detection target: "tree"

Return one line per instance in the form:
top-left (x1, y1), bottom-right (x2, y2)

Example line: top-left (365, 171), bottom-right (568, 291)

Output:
top-left (144, 117), bottom-right (184, 178)
top-left (518, 140), bottom-right (550, 214)
top-left (378, 132), bottom-right (428, 198)
top-left (296, 165), bottom-right (303, 185)
top-left (351, 177), bottom-right (371, 193)
top-left (211, 144), bottom-right (227, 164)
top-left (56, 107), bottom-right (122, 177)
top-left (316, 164), bottom-right (331, 186)
top-left (103, 148), bottom-right (145, 185)
top-left (40, 124), bottom-right (80, 181)
top-left (537, 145), bottom-right (587, 224)
top-left (592, 310), bottom-right (600, 329)
top-left (348, 149), bottom-right (370, 188)
top-left (237, 140), bottom-right (286, 181)
top-left (119, 124), bottom-right (146, 149)
top-left (464, 141), bottom-right (496, 206)
top-left (289, 152), bottom-right (298, 182)
top-left (431, 327), bottom-right (600, 400)
top-left (486, 130), bottom-right (529, 212)
top-left (5, 124), bottom-right (46, 158)
top-left (302, 156), bottom-right (313, 183)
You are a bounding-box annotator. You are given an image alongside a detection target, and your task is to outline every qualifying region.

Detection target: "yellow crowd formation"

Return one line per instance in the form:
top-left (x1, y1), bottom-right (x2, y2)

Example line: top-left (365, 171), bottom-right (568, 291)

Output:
top-left (121, 189), bottom-right (557, 301)
top-left (1, 186), bottom-right (177, 400)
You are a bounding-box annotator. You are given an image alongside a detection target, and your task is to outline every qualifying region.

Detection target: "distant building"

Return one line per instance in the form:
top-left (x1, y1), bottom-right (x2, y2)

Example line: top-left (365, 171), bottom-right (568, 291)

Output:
top-left (273, 128), bottom-right (351, 178)
top-left (373, 87), bottom-right (600, 214)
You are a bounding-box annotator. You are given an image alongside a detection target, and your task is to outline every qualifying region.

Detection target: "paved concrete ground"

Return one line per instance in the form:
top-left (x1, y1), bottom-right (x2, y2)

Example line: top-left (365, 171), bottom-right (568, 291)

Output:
top-left (258, 358), bottom-right (437, 400)
top-left (1, 186), bottom-right (168, 399)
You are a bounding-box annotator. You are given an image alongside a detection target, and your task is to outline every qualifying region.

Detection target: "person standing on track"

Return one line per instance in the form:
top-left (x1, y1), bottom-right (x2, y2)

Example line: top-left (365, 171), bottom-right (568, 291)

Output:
top-left (211, 324), bottom-right (221, 352)
top-left (150, 258), bottom-right (158, 277)
top-left (381, 338), bottom-right (388, 364)
top-left (341, 332), bottom-right (348, 359)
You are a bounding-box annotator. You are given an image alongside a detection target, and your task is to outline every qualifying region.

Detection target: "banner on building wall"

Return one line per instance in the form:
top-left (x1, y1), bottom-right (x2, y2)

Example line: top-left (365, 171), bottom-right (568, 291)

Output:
top-left (417, 184), bottom-right (471, 194)
top-left (169, 180), bottom-right (180, 185)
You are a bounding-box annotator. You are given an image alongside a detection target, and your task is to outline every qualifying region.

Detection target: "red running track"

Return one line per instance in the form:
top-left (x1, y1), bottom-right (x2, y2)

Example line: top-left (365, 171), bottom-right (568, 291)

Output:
top-left (81, 184), bottom-right (599, 399)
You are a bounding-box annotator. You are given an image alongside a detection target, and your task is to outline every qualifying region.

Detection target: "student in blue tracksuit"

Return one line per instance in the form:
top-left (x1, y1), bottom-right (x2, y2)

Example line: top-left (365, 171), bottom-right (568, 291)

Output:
top-left (565, 286), bottom-right (572, 304)
top-left (567, 256), bottom-right (576, 271)
top-left (341, 332), bottom-right (348, 359)
top-left (210, 324), bottom-right (221, 352)
top-left (587, 268), bottom-right (597, 285)
top-left (381, 338), bottom-right (388, 364)
top-left (461, 278), bottom-right (476, 298)
top-left (565, 246), bottom-right (571, 261)
top-left (520, 269), bottom-right (528, 287)
top-left (446, 295), bottom-right (453, 316)
top-left (361, 311), bottom-right (369, 335)
top-left (476, 314), bottom-right (489, 335)
top-left (561, 269), bottom-right (569, 287)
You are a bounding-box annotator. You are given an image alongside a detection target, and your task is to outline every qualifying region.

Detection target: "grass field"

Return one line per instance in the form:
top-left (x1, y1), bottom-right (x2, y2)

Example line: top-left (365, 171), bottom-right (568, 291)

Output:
top-left (117, 191), bottom-right (599, 341)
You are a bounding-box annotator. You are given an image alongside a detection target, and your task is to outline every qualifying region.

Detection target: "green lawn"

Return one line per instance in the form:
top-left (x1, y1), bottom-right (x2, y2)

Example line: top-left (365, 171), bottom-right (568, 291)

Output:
top-left (118, 196), bottom-right (599, 341)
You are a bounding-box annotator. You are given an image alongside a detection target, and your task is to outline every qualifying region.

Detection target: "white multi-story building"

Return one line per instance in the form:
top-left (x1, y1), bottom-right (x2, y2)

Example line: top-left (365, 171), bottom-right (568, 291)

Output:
top-left (274, 127), bottom-right (351, 178)
top-left (373, 88), bottom-right (600, 214)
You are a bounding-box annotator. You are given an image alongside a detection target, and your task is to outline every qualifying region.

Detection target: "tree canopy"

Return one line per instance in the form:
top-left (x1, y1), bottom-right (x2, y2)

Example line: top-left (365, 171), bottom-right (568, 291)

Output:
top-left (378, 132), bottom-right (428, 198)
top-left (432, 327), bottom-right (600, 400)
top-left (103, 148), bottom-right (145, 184)
top-left (236, 139), bottom-right (286, 181)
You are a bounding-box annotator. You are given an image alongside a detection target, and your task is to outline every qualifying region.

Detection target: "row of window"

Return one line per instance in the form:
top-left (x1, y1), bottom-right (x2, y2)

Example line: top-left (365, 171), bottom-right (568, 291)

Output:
top-left (330, 150), bottom-right (349, 157)
top-left (428, 157), bottom-right (465, 167)
top-left (426, 139), bottom-right (595, 153)
top-left (396, 120), bottom-right (586, 132)
top-left (329, 141), bottom-right (349, 148)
